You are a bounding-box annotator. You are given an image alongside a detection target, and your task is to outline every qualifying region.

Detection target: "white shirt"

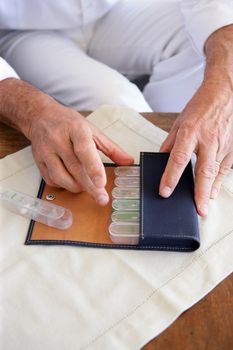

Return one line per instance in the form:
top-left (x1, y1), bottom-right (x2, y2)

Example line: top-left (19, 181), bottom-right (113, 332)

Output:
top-left (0, 0), bottom-right (233, 81)
top-left (0, 0), bottom-right (118, 30)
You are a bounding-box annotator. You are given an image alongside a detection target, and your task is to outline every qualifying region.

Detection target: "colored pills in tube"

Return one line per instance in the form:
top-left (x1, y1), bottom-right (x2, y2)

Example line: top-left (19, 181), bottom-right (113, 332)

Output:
top-left (109, 166), bottom-right (140, 245)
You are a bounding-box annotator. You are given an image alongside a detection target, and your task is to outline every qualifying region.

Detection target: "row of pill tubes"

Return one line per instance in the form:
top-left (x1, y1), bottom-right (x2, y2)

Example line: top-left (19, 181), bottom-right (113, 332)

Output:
top-left (109, 166), bottom-right (140, 245)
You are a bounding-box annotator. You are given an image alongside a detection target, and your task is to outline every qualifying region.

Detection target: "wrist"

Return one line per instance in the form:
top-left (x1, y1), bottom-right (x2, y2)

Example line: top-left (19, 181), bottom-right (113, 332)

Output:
top-left (204, 25), bottom-right (233, 91)
top-left (0, 78), bottom-right (54, 139)
top-left (202, 71), bottom-right (233, 97)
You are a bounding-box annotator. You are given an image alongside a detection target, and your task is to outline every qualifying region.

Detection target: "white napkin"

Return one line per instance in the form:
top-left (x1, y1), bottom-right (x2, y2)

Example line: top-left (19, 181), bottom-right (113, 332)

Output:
top-left (0, 105), bottom-right (232, 350)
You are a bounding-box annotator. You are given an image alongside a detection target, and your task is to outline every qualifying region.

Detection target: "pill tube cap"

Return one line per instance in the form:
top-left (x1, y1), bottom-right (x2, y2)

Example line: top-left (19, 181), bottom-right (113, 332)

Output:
top-left (0, 188), bottom-right (73, 230)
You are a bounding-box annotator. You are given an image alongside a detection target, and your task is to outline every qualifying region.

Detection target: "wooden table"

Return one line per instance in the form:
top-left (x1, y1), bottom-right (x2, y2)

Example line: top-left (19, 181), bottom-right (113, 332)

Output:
top-left (0, 113), bottom-right (232, 350)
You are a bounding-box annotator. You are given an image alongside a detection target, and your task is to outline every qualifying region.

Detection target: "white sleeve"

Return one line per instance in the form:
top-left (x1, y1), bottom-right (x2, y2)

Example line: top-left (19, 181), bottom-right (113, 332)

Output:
top-left (0, 57), bottom-right (19, 80)
top-left (181, 0), bottom-right (233, 56)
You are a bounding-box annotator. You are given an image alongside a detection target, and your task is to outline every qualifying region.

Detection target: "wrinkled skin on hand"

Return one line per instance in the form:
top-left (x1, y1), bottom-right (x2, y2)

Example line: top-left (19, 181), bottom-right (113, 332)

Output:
top-left (0, 78), bottom-right (133, 206)
top-left (159, 81), bottom-right (233, 217)
top-left (29, 101), bottom-right (134, 206)
top-left (159, 24), bottom-right (233, 217)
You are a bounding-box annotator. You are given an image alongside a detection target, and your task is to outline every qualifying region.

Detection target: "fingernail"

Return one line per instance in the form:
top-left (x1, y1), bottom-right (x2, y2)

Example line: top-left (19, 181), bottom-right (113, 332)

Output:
top-left (96, 194), bottom-right (109, 206)
top-left (160, 186), bottom-right (172, 198)
top-left (211, 187), bottom-right (218, 199)
top-left (199, 203), bottom-right (208, 216)
top-left (92, 176), bottom-right (103, 188)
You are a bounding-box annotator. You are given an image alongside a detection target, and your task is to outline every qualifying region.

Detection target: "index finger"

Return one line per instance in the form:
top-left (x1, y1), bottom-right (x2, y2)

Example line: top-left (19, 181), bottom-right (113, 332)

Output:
top-left (89, 122), bottom-right (134, 165)
top-left (71, 124), bottom-right (107, 189)
top-left (159, 129), bottom-right (196, 197)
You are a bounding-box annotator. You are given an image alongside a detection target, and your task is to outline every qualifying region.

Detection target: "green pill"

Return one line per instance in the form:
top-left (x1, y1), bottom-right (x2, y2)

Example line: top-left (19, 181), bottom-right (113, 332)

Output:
top-left (112, 199), bottom-right (140, 211)
top-left (111, 211), bottom-right (140, 223)
top-left (112, 187), bottom-right (139, 199)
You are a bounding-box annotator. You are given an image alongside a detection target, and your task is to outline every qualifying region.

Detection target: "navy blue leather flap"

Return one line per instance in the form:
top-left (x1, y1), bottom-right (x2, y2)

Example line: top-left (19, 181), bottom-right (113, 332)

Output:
top-left (139, 152), bottom-right (200, 252)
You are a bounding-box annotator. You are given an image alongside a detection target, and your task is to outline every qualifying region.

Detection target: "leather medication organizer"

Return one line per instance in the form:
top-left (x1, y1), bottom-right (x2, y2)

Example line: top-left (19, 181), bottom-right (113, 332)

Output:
top-left (26, 152), bottom-right (200, 252)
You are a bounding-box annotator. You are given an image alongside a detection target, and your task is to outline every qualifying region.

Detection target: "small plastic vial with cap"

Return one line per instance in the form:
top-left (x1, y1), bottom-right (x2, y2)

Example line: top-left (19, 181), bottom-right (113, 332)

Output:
top-left (111, 211), bottom-right (139, 223)
top-left (112, 199), bottom-right (140, 211)
top-left (0, 188), bottom-right (72, 230)
top-left (115, 176), bottom-right (140, 188)
top-left (112, 187), bottom-right (139, 199)
top-left (114, 166), bottom-right (140, 177)
top-left (109, 222), bottom-right (140, 245)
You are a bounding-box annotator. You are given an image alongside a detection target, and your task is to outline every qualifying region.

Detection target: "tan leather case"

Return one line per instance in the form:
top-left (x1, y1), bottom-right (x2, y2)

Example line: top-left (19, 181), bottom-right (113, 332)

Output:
top-left (26, 166), bottom-right (118, 246)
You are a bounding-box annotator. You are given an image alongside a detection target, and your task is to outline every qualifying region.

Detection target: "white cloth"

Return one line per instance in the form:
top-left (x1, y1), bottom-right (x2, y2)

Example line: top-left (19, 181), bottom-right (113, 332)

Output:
top-left (0, 105), bottom-right (233, 350)
top-left (0, 0), bottom-right (233, 111)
